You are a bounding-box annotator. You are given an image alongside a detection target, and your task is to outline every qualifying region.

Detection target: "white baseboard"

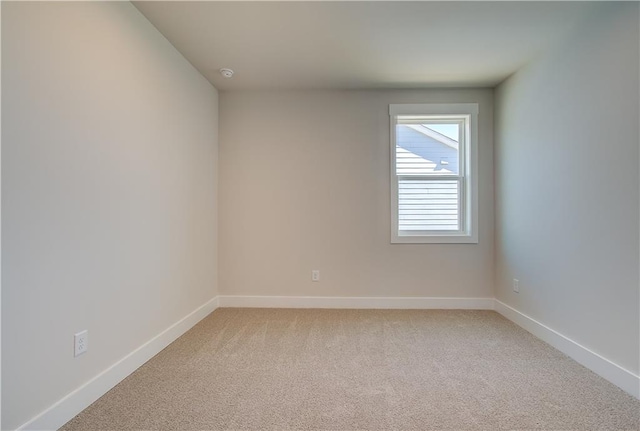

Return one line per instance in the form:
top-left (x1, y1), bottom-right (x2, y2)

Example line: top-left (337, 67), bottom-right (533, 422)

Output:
top-left (495, 300), bottom-right (640, 399)
top-left (14, 295), bottom-right (637, 431)
top-left (218, 295), bottom-right (495, 310)
top-left (17, 296), bottom-right (220, 431)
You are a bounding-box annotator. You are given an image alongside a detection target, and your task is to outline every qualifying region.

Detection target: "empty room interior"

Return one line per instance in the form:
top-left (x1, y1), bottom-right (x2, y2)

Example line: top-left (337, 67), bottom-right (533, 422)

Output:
top-left (2, 1), bottom-right (640, 430)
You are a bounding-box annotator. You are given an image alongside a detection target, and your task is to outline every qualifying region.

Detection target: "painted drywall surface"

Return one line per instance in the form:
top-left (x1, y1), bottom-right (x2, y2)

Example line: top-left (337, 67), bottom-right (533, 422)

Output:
top-left (495, 2), bottom-right (639, 374)
top-left (219, 89), bottom-right (494, 298)
top-left (2, 2), bottom-right (218, 429)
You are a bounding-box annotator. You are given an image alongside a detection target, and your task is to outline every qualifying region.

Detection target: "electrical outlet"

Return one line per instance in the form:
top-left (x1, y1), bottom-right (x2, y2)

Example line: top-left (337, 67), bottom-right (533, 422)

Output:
top-left (74, 330), bottom-right (88, 357)
top-left (513, 279), bottom-right (519, 293)
top-left (311, 270), bottom-right (320, 282)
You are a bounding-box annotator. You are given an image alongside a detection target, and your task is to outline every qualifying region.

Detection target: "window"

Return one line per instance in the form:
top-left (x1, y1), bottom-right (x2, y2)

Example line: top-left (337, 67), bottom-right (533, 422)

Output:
top-left (389, 103), bottom-right (478, 243)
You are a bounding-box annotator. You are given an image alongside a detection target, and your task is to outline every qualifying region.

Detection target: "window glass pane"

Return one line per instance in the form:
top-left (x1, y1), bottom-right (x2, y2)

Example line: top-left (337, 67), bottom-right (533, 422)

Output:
top-left (426, 124), bottom-right (459, 141)
top-left (398, 178), bottom-right (460, 231)
top-left (395, 122), bottom-right (460, 175)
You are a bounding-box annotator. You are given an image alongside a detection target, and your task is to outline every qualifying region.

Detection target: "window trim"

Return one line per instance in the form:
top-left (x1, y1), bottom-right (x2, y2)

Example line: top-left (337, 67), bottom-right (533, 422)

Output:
top-left (389, 103), bottom-right (479, 244)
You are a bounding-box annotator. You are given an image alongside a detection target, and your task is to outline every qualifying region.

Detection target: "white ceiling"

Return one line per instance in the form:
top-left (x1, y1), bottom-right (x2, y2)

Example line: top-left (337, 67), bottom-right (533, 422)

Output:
top-left (133, 1), bottom-right (601, 91)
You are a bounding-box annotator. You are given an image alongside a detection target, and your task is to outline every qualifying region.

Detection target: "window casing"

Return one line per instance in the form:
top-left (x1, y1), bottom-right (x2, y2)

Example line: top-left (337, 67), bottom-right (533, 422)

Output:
top-left (390, 103), bottom-right (478, 244)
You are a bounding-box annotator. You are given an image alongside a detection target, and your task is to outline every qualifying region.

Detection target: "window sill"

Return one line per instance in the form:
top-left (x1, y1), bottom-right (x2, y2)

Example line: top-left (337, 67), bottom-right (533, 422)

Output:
top-left (391, 233), bottom-right (478, 244)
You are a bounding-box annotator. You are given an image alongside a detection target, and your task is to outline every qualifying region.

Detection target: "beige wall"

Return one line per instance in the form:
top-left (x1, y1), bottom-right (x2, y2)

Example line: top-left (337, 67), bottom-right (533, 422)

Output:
top-left (219, 89), bottom-right (494, 298)
top-left (1, 2), bottom-right (219, 429)
top-left (495, 2), bottom-right (639, 373)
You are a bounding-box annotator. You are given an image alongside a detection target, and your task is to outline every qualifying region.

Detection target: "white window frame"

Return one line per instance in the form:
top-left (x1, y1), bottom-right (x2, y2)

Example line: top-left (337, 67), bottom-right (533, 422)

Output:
top-left (389, 103), bottom-right (478, 244)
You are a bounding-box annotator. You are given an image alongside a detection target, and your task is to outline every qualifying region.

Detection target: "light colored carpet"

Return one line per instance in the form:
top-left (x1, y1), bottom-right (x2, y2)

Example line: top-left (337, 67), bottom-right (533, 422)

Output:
top-left (60, 309), bottom-right (640, 430)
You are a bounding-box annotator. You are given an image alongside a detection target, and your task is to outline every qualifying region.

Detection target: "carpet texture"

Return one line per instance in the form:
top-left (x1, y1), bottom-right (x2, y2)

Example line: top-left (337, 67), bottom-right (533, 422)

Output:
top-left (60, 309), bottom-right (640, 430)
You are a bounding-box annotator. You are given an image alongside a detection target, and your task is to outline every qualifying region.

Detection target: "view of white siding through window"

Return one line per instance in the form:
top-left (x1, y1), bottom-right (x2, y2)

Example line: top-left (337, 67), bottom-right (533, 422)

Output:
top-left (396, 123), bottom-right (461, 231)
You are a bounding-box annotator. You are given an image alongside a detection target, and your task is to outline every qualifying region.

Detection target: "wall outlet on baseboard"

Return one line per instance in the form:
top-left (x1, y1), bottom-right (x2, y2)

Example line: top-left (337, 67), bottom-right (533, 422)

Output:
top-left (311, 270), bottom-right (320, 282)
top-left (513, 279), bottom-right (519, 293)
top-left (74, 330), bottom-right (88, 357)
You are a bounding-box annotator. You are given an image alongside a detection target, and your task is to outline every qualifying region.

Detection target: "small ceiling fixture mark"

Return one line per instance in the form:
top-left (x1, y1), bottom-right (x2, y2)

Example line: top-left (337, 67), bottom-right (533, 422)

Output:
top-left (219, 68), bottom-right (234, 78)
